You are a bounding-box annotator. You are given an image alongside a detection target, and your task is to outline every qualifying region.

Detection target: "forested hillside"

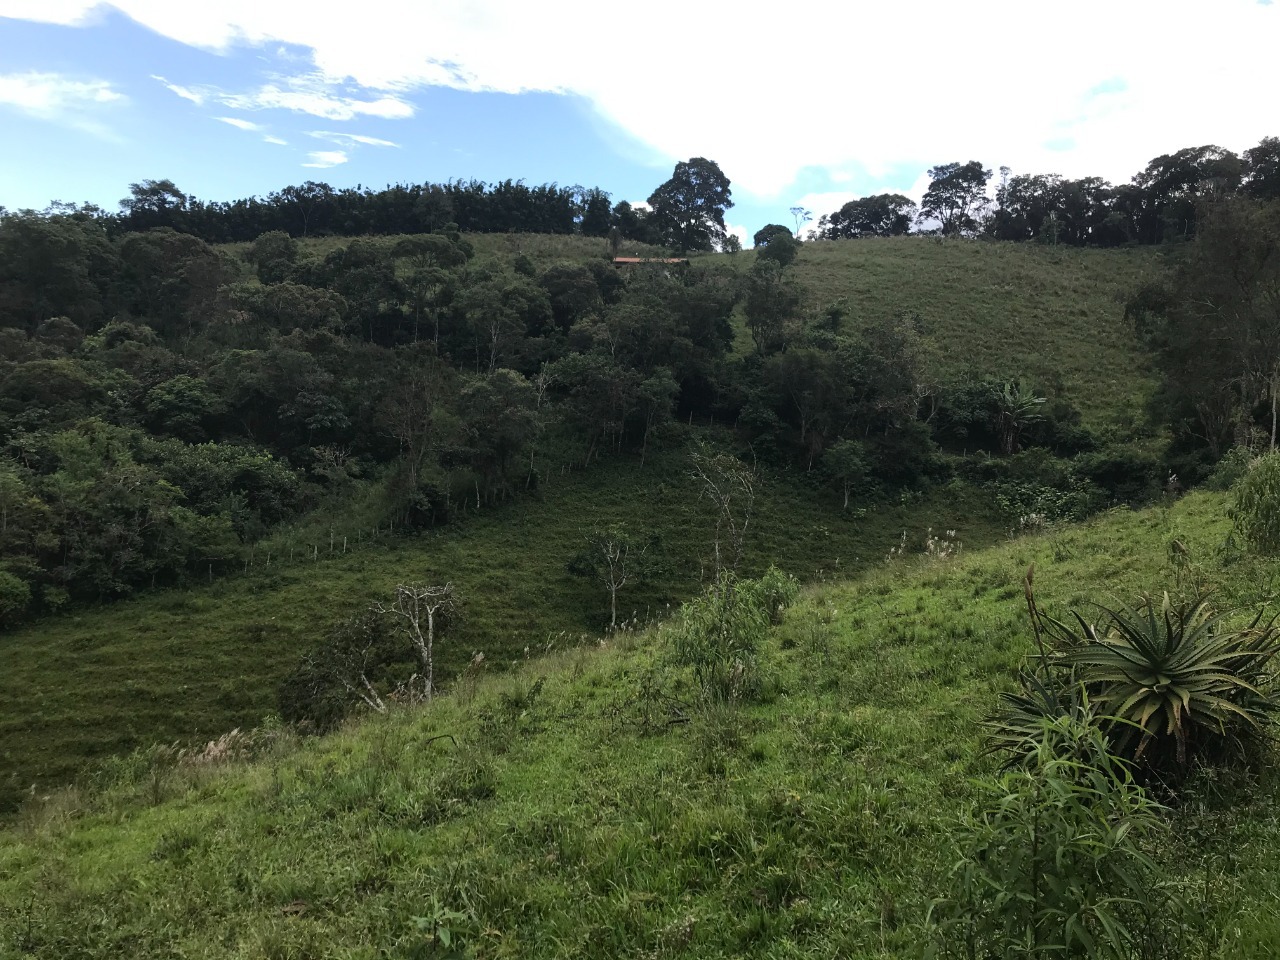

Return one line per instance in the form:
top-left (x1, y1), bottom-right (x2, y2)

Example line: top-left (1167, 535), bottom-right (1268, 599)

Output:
top-left (5, 135), bottom-right (1280, 956)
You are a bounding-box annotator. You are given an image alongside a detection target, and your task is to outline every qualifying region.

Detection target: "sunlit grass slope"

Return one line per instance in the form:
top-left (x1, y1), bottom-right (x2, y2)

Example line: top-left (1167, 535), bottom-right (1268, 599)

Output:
top-left (5, 490), bottom-right (1278, 958)
top-left (0, 438), bottom-right (1004, 813)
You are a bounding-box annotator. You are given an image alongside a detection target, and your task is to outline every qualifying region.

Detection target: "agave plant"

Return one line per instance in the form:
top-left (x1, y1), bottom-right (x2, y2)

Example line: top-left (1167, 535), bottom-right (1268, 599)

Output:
top-left (1061, 593), bottom-right (1280, 765)
top-left (984, 670), bottom-right (1098, 768)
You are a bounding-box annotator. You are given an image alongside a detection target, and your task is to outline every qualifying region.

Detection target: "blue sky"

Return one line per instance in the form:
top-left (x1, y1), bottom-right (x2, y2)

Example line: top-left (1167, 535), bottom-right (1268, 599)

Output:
top-left (1, 1), bottom-right (1276, 245)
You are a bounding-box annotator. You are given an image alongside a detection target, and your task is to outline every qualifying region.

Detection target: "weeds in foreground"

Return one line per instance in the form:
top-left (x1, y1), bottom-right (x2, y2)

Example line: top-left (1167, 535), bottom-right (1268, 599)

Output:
top-left (930, 714), bottom-right (1189, 960)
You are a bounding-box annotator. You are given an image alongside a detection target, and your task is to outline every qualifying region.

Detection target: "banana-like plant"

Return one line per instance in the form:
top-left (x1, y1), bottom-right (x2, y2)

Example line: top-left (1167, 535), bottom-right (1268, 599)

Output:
top-left (1060, 593), bottom-right (1280, 765)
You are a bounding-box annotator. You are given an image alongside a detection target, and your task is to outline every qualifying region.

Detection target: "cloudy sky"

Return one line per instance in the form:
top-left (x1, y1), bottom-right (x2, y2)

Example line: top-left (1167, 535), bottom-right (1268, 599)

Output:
top-left (0, 0), bottom-right (1276, 244)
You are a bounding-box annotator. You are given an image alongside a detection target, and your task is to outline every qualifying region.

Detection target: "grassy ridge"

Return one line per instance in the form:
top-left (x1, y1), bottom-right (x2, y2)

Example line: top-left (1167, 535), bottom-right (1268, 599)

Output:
top-left (5, 491), bottom-right (1279, 957)
top-left (0, 438), bottom-right (1003, 813)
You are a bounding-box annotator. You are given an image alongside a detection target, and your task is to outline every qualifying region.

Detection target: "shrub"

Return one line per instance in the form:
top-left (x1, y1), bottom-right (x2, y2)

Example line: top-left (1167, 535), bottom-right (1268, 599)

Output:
top-left (1205, 445), bottom-right (1256, 491)
top-left (1230, 450), bottom-right (1280, 552)
top-left (0, 570), bottom-right (32, 627)
top-left (741, 565), bottom-right (799, 625)
top-left (931, 714), bottom-right (1180, 959)
top-left (673, 573), bottom-right (779, 703)
top-left (1061, 593), bottom-right (1280, 767)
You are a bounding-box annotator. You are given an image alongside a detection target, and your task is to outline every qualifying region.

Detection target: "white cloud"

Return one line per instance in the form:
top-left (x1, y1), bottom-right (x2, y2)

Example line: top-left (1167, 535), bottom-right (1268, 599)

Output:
top-left (214, 115), bottom-right (261, 131)
top-left (310, 130), bottom-right (398, 148)
top-left (0, 70), bottom-right (123, 115)
top-left (302, 149), bottom-right (348, 168)
top-left (151, 74), bottom-right (204, 105)
top-left (263, 134), bottom-right (287, 145)
top-left (9, 1), bottom-right (1279, 199)
top-left (219, 78), bottom-right (412, 120)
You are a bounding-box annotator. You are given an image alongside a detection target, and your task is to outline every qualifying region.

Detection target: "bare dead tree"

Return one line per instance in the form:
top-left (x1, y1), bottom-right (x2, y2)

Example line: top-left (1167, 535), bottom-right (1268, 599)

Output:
top-left (329, 629), bottom-right (389, 714)
top-left (301, 611), bottom-right (393, 716)
top-left (690, 448), bottom-right (757, 586)
top-left (375, 582), bottom-right (457, 702)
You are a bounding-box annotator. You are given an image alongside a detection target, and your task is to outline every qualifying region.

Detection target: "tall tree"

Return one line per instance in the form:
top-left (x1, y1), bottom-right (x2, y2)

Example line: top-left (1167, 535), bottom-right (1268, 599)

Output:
top-left (919, 161), bottom-right (992, 237)
top-left (818, 194), bottom-right (917, 239)
top-left (647, 158), bottom-right (734, 252)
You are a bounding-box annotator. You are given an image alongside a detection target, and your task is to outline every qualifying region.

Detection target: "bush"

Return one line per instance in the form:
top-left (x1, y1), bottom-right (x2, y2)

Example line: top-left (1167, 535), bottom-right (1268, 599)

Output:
top-left (931, 714), bottom-right (1181, 959)
top-left (1061, 594), bottom-right (1280, 768)
top-left (0, 570), bottom-right (32, 627)
top-left (1204, 445), bottom-right (1256, 492)
top-left (1074, 446), bottom-right (1163, 504)
top-left (1230, 450), bottom-right (1280, 552)
top-left (741, 565), bottom-right (799, 625)
top-left (1007, 584), bottom-right (1280, 772)
top-left (673, 572), bottom-right (788, 703)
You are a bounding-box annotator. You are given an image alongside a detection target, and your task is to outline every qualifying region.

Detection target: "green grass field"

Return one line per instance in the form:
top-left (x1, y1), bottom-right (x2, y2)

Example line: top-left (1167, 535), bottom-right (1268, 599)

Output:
top-left (0, 435), bottom-right (1006, 814)
top-left (727, 237), bottom-right (1162, 431)
top-left (5, 489), bottom-right (1279, 958)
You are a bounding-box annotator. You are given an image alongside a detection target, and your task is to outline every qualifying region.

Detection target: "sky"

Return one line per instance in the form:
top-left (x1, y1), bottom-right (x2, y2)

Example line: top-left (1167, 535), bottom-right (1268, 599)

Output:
top-left (0, 1), bottom-right (1277, 246)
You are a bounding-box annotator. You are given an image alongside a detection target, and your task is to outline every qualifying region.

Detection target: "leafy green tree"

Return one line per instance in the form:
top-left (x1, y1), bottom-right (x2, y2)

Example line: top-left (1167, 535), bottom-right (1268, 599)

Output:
top-left (144, 375), bottom-right (226, 442)
top-left (754, 232), bottom-right (800, 268)
top-left (1231, 451), bottom-right (1280, 553)
top-left (752, 224), bottom-right (793, 247)
top-left (647, 157), bottom-right (734, 252)
top-left (246, 231), bottom-right (298, 285)
top-left (744, 260), bottom-right (802, 355)
top-left (1132, 144), bottom-right (1242, 243)
top-left (458, 369), bottom-right (538, 498)
top-left (0, 570), bottom-right (31, 626)
top-left (577, 187), bottom-right (613, 237)
top-left (0, 213), bottom-right (117, 332)
top-left (636, 368), bottom-right (678, 468)
top-left (1136, 198), bottom-right (1280, 455)
top-left (919, 161), bottom-right (991, 236)
top-left (119, 179), bottom-right (190, 231)
top-left (822, 439), bottom-right (868, 509)
top-left (817, 194), bottom-right (917, 239)
top-left (545, 351), bottom-right (643, 464)
top-left (392, 234), bottom-right (470, 343)
top-left (1245, 136), bottom-right (1280, 201)
top-left (456, 265), bottom-right (552, 373)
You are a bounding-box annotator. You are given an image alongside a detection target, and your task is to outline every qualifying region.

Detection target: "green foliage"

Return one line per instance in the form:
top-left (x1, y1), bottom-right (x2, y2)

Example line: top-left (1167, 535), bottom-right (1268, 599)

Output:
top-left (752, 224), bottom-right (793, 248)
top-left (672, 573), bottom-right (775, 703)
top-left (817, 194), bottom-right (917, 239)
top-left (0, 569), bottom-right (31, 626)
top-left (646, 157), bottom-right (733, 252)
top-left (920, 161), bottom-right (992, 237)
top-left (931, 714), bottom-right (1177, 959)
top-left (1230, 451), bottom-right (1280, 552)
top-left (1205, 446), bottom-right (1256, 491)
top-left (754, 232), bottom-right (799, 268)
top-left (1060, 594), bottom-right (1280, 766)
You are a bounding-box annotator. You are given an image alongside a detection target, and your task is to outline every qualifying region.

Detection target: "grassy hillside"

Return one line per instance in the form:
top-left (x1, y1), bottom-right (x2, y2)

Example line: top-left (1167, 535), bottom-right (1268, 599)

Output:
top-left (729, 238), bottom-right (1162, 431)
top-left (5, 490), bottom-right (1278, 958)
top-left (0, 236), bottom-right (1169, 813)
top-left (0, 437), bottom-right (1004, 814)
